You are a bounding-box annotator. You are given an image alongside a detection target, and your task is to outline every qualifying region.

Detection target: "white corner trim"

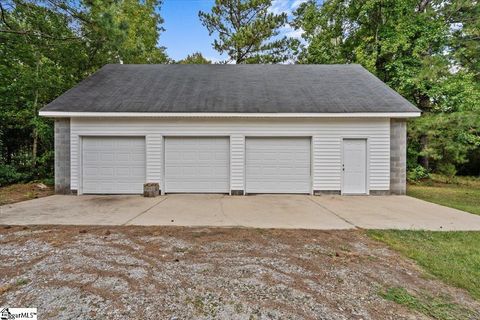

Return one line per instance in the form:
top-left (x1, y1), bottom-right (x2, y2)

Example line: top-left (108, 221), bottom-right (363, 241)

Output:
top-left (39, 111), bottom-right (421, 118)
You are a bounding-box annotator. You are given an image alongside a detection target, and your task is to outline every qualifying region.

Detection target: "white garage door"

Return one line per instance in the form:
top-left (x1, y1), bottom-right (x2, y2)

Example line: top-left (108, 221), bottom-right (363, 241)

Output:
top-left (82, 137), bottom-right (146, 194)
top-left (165, 137), bottom-right (229, 193)
top-left (246, 137), bottom-right (311, 193)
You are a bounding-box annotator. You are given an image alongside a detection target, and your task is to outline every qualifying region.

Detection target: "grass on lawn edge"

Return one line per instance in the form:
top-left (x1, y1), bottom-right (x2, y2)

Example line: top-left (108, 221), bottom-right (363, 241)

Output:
top-left (407, 174), bottom-right (480, 216)
top-left (379, 286), bottom-right (477, 320)
top-left (367, 230), bottom-right (480, 301)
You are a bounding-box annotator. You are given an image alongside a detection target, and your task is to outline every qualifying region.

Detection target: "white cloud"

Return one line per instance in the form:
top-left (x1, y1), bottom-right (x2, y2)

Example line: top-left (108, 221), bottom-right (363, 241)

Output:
top-left (205, 56), bottom-right (221, 63)
top-left (269, 0), bottom-right (291, 15)
top-left (287, 27), bottom-right (304, 39)
top-left (281, 24), bottom-right (304, 39)
top-left (291, 0), bottom-right (309, 10)
top-left (270, 0), bottom-right (309, 16)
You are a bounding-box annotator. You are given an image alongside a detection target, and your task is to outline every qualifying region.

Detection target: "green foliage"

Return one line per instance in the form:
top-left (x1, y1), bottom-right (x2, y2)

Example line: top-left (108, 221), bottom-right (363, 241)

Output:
top-left (80, 0), bottom-right (169, 67)
top-left (0, 164), bottom-right (28, 186)
top-left (368, 230), bottom-right (480, 300)
top-left (408, 112), bottom-right (480, 176)
top-left (0, 0), bottom-right (168, 186)
top-left (293, 0), bottom-right (480, 175)
top-left (446, 0), bottom-right (479, 77)
top-left (428, 71), bottom-right (480, 113)
top-left (199, 0), bottom-right (297, 63)
top-left (379, 286), bottom-right (477, 319)
top-left (178, 52), bottom-right (212, 64)
top-left (407, 165), bottom-right (429, 182)
top-left (293, 0), bottom-right (450, 107)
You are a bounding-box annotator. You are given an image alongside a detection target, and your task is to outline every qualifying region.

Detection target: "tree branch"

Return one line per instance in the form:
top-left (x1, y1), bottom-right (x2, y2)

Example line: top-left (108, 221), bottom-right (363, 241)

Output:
top-left (0, 28), bottom-right (82, 41)
top-left (0, 2), bottom-right (13, 30)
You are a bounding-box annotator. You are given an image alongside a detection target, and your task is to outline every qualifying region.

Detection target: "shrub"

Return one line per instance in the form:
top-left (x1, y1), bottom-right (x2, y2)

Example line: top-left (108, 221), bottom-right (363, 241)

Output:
top-left (41, 177), bottom-right (54, 186)
top-left (436, 163), bottom-right (457, 181)
top-left (0, 164), bottom-right (29, 186)
top-left (407, 166), bottom-right (430, 182)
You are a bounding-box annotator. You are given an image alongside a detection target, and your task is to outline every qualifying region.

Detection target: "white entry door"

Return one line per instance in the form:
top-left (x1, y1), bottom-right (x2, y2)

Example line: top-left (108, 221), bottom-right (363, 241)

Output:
top-left (164, 137), bottom-right (229, 193)
top-left (342, 139), bottom-right (367, 194)
top-left (82, 136), bottom-right (146, 194)
top-left (246, 137), bottom-right (311, 193)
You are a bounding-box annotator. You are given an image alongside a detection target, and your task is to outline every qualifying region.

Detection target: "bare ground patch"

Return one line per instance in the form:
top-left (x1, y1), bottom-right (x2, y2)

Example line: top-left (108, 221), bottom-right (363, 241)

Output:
top-left (0, 183), bottom-right (53, 206)
top-left (0, 226), bottom-right (479, 319)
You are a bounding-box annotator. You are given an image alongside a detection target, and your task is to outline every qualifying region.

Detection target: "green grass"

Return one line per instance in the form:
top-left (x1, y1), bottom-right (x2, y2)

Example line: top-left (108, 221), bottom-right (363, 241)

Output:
top-left (370, 176), bottom-right (480, 314)
top-left (407, 174), bottom-right (480, 215)
top-left (379, 286), bottom-right (477, 320)
top-left (368, 230), bottom-right (480, 300)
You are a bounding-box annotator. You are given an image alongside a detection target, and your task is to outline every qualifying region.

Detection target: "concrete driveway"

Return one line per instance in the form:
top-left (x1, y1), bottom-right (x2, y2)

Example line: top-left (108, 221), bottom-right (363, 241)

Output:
top-left (1, 194), bottom-right (480, 230)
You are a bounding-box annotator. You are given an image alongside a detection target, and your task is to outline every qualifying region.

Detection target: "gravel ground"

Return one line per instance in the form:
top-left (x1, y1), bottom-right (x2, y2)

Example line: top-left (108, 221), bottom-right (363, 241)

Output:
top-left (0, 226), bottom-right (479, 319)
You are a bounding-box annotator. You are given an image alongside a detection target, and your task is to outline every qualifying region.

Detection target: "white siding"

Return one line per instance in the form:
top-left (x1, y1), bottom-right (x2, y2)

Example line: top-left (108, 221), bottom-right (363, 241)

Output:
top-left (312, 135), bottom-right (340, 191)
top-left (71, 134), bottom-right (79, 191)
top-left (230, 135), bottom-right (245, 192)
top-left (146, 135), bottom-right (162, 185)
top-left (70, 117), bottom-right (390, 192)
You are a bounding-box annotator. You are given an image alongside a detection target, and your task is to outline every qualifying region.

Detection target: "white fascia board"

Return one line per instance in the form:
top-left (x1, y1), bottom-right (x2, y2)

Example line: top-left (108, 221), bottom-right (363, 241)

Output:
top-left (39, 111), bottom-right (421, 118)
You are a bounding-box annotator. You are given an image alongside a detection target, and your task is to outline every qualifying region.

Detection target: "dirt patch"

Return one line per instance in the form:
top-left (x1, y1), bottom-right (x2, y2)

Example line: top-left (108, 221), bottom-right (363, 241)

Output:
top-left (0, 226), bottom-right (479, 319)
top-left (0, 183), bottom-right (54, 205)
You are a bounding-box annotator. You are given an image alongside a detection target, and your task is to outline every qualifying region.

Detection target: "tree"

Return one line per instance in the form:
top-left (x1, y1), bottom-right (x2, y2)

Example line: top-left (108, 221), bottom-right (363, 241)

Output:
top-left (0, 0), bottom-right (168, 184)
top-left (293, 0), bottom-right (480, 176)
top-left (80, 0), bottom-right (168, 68)
top-left (408, 112), bottom-right (480, 178)
top-left (445, 0), bottom-right (479, 79)
top-left (0, 0), bottom-right (85, 179)
top-left (178, 52), bottom-right (211, 64)
top-left (199, 0), bottom-right (297, 63)
top-left (293, 0), bottom-right (452, 110)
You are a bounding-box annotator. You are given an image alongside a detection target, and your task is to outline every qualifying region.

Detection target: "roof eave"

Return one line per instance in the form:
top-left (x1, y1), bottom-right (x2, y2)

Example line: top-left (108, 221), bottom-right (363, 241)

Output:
top-left (39, 111), bottom-right (421, 118)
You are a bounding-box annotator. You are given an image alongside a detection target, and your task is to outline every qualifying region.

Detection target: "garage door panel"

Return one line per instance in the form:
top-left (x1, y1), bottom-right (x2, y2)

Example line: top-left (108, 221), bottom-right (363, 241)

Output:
top-left (246, 182), bottom-right (311, 194)
top-left (116, 153), bottom-right (131, 161)
top-left (165, 137), bottom-right (229, 193)
top-left (82, 137), bottom-right (145, 194)
top-left (215, 152), bottom-right (228, 160)
top-left (83, 152), bottom-right (99, 162)
top-left (100, 152), bottom-right (115, 161)
top-left (198, 152), bottom-right (212, 160)
top-left (246, 138), bottom-right (311, 194)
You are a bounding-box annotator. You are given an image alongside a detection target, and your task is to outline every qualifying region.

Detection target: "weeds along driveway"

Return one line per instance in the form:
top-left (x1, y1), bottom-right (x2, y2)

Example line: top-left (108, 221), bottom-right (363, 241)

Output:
top-left (2, 194), bottom-right (480, 230)
top-left (1, 226), bottom-right (479, 320)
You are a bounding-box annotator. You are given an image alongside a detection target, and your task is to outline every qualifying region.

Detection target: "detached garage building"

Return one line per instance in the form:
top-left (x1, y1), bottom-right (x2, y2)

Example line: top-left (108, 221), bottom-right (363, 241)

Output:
top-left (40, 64), bottom-right (420, 196)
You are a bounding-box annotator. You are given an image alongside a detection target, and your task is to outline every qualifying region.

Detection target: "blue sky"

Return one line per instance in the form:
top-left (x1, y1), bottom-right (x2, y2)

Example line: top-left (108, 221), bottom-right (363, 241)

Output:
top-left (161, 0), bottom-right (307, 62)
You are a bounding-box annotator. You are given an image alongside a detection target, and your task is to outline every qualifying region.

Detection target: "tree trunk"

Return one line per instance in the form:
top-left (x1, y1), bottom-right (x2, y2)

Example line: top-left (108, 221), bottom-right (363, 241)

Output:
top-left (418, 93), bottom-right (431, 112)
top-left (419, 134), bottom-right (429, 170)
top-left (32, 56), bottom-right (40, 168)
top-left (32, 127), bottom-right (38, 167)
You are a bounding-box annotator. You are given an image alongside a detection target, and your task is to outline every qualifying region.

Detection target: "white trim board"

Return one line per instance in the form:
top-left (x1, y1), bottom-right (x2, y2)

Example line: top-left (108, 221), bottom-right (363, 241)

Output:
top-left (40, 111), bottom-right (421, 118)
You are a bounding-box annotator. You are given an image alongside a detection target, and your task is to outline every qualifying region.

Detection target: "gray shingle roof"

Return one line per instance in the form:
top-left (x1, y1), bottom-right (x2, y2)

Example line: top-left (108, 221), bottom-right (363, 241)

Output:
top-left (41, 64), bottom-right (420, 113)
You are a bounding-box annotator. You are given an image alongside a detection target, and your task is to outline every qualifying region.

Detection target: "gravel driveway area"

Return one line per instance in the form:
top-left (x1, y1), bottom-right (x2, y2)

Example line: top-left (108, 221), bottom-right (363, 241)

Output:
top-left (1, 226), bottom-right (479, 319)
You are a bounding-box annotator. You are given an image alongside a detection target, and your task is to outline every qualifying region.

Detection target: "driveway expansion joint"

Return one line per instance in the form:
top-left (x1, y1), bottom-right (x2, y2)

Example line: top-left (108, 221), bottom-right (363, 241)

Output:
top-left (307, 197), bottom-right (357, 229)
top-left (219, 195), bottom-right (242, 226)
top-left (121, 197), bottom-right (168, 225)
